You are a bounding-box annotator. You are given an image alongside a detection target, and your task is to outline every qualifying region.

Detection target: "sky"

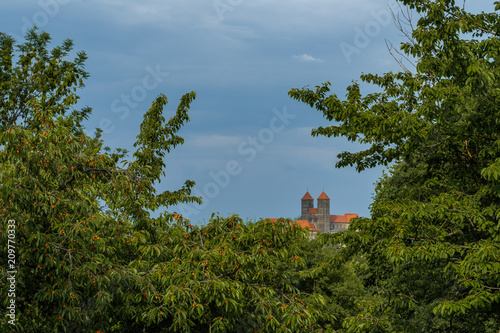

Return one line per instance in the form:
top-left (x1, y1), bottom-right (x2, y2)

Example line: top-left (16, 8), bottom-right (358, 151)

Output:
top-left (2, 0), bottom-right (494, 225)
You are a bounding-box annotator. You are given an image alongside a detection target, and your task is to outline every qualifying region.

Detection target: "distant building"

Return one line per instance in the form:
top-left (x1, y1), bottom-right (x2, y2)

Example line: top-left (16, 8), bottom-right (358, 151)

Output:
top-left (265, 191), bottom-right (358, 239)
top-left (301, 191), bottom-right (359, 234)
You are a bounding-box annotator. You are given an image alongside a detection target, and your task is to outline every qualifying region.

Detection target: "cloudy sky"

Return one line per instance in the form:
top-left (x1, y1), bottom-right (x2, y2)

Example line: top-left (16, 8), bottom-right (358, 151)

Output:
top-left (2, 0), bottom-right (494, 224)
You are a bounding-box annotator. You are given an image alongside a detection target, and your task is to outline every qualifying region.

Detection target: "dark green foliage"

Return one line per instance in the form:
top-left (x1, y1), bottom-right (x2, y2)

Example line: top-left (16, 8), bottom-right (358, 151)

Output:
top-left (0, 28), bottom-right (326, 332)
top-left (294, 237), bottom-right (366, 332)
top-left (289, 1), bottom-right (500, 331)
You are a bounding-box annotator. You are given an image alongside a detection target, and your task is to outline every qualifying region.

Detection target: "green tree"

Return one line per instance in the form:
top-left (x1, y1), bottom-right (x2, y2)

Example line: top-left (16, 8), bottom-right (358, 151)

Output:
top-left (293, 235), bottom-right (366, 332)
top-left (289, 0), bottom-right (500, 331)
top-left (0, 29), bottom-right (324, 332)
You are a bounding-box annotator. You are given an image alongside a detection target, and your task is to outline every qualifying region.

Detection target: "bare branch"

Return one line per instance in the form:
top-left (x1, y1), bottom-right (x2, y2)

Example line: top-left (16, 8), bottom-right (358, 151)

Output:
top-left (386, 3), bottom-right (418, 72)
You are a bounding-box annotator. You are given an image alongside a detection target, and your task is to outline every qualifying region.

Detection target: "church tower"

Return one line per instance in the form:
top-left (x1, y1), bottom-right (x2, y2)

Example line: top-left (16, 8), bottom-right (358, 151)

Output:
top-left (317, 191), bottom-right (330, 233)
top-left (301, 191), bottom-right (314, 221)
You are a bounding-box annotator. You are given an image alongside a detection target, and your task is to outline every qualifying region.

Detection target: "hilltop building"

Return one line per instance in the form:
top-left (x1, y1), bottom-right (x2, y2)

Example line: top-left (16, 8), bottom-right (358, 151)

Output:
top-left (301, 191), bottom-right (359, 234)
top-left (266, 191), bottom-right (358, 239)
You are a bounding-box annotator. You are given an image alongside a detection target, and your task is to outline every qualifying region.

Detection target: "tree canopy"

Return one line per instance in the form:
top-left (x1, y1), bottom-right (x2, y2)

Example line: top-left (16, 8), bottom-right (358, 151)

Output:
top-left (7, 1), bottom-right (500, 332)
top-left (0, 28), bottom-right (335, 333)
top-left (289, 0), bottom-right (500, 331)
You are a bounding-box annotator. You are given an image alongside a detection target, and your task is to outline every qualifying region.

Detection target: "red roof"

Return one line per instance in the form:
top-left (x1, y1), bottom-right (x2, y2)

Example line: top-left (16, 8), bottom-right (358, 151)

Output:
top-left (308, 208), bottom-right (318, 214)
top-left (330, 213), bottom-right (359, 223)
top-left (318, 191), bottom-right (330, 200)
top-left (265, 218), bottom-right (317, 232)
top-left (301, 192), bottom-right (313, 200)
top-left (295, 220), bottom-right (318, 232)
top-left (345, 213), bottom-right (359, 220)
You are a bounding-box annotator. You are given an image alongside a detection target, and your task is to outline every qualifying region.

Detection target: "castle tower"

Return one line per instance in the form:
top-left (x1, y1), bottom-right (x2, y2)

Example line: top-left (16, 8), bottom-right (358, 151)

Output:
top-left (317, 191), bottom-right (330, 233)
top-left (301, 191), bottom-right (314, 221)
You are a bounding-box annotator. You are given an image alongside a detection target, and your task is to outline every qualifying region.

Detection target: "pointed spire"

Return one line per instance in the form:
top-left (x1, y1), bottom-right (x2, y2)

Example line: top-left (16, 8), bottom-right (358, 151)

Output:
top-left (302, 191), bottom-right (313, 200)
top-left (318, 191), bottom-right (330, 200)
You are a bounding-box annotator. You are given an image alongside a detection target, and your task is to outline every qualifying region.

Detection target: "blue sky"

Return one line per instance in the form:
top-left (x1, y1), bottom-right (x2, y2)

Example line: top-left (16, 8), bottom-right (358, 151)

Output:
top-left (3, 0), bottom-right (494, 225)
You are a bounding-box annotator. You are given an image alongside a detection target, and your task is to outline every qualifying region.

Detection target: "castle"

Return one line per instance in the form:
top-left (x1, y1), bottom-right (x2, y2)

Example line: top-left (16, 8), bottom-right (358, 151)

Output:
top-left (301, 191), bottom-right (359, 235)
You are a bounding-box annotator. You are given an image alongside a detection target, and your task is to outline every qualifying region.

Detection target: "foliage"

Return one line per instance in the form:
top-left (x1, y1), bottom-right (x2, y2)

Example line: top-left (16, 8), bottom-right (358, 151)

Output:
top-left (293, 236), bottom-right (366, 332)
top-left (102, 215), bottom-right (327, 333)
top-left (289, 0), bottom-right (500, 331)
top-left (0, 29), bottom-right (324, 332)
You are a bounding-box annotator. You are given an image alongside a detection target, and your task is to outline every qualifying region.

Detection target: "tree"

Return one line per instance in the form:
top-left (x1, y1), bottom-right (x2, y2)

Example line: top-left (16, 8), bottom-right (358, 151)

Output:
top-left (292, 236), bottom-right (366, 332)
top-left (289, 0), bottom-right (500, 331)
top-left (0, 29), bottom-right (324, 332)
